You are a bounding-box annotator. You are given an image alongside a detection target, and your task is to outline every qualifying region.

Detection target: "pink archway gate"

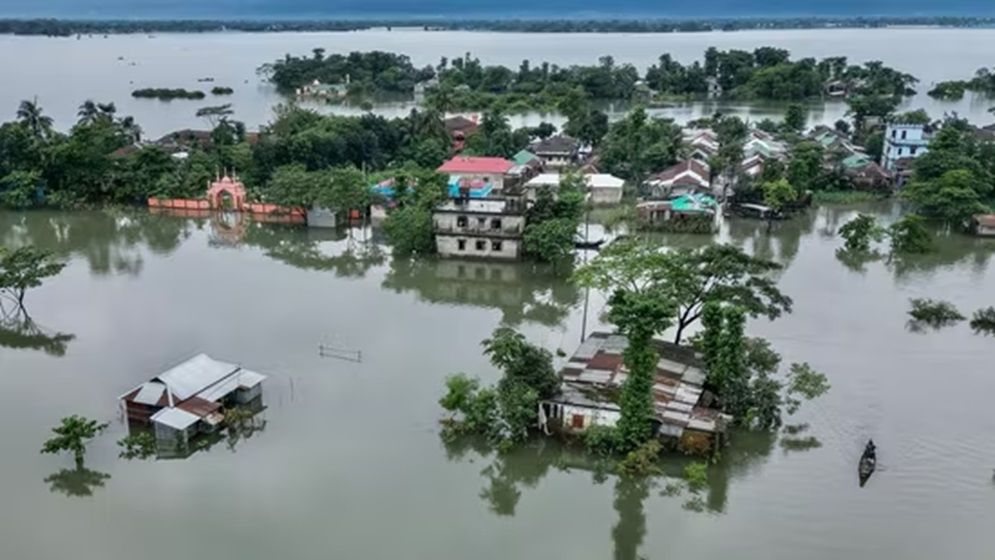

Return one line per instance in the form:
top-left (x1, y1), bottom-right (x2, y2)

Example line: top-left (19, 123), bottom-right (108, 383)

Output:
top-left (206, 174), bottom-right (247, 211)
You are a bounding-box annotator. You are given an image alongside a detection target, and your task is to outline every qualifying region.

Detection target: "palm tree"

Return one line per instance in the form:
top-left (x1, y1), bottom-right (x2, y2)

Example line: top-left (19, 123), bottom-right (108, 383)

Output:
top-left (117, 115), bottom-right (142, 144)
top-left (17, 98), bottom-right (53, 139)
top-left (77, 99), bottom-right (99, 125)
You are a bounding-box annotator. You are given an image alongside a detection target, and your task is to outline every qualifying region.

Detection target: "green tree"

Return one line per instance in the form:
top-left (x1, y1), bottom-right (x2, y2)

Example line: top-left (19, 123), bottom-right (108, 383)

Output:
top-left (605, 288), bottom-right (677, 451)
top-left (786, 141), bottom-right (824, 191)
top-left (0, 246), bottom-right (67, 310)
top-left (523, 218), bottom-right (576, 263)
top-left (40, 415), bottom-right (108, 468)
top-left (482, 326), bottom-right (558, 399)
top-left (0, 169), bottom-right (41, 208)
top-left (838, 213), bottom-right (885, 252)
top-left (904, 168), bottom-right (989, 226)
top-left (383, 204), bottom-right (434, 256)
top-left (575, 240), bottom-right (791, 344)
top-left (783, 103), bottom-right (806, 132)
top-left (783, 362), bottom-right (831, 415)
top-left (887, 214), bottom-right (933, 255)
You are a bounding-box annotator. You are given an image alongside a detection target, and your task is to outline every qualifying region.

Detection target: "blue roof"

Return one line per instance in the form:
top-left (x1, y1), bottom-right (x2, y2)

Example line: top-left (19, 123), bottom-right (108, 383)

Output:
top-left (447, 176), bottom-right (494, 198)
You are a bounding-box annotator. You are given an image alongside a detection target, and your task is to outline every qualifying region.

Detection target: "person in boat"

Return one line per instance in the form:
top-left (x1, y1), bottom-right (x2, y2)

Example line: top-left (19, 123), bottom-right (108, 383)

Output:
top-left (865, 439), bottom-right (876, 456)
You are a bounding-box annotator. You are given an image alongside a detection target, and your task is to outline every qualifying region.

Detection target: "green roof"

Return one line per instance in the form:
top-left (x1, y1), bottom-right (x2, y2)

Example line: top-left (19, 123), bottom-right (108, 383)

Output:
top-left (841, 154), bottom-right (872, 169)
top-left (672, 194), bottom-right (717, 213)
top-left (513, 150), bottom-right (539, 166)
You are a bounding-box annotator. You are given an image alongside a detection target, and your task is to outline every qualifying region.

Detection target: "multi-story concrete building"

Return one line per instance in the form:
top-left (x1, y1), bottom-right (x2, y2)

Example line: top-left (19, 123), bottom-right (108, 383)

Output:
top-left (433, 197), bottom-right (526, 260)
top-left (882, 123), bottom-right (930, 172)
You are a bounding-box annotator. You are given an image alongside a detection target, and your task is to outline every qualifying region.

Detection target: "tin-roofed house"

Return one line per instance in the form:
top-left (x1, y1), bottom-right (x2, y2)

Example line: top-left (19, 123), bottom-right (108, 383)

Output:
top-left (119, 354), bottom-right (267, 452)
top-left (540, 332), bottom-right (730, 453)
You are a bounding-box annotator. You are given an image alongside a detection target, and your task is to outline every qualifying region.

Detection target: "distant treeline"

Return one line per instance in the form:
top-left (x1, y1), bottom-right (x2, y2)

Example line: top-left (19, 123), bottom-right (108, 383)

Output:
top-left (1, 17), bottom-right (995, 36)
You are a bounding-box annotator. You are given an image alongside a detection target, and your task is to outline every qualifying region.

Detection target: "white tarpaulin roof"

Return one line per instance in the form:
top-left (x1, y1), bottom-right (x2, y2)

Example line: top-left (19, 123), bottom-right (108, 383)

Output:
top-left (154, 354), bottom-right (240, 401)
top-left (150, 407), bottom-right (200, 430)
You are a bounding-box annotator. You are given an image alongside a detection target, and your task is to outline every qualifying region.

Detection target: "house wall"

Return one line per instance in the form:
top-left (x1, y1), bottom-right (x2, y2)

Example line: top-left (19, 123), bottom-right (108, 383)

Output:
top-left (538, 154), bottom-right (572, 169)
top-left (235, 384), bottom-right (263, 404)
top-left (590, 187), bottom-right (622, 205)
top-left (433, 212), bottom-right (525, 236)
top-left (882, 124), bottom-right (929, 171)
top-left (549, 403), bottom-right (621, 434)
top-left (154, 422), bottom-right (191, 448)
top-left (436, 235), bottom-right (521, 260)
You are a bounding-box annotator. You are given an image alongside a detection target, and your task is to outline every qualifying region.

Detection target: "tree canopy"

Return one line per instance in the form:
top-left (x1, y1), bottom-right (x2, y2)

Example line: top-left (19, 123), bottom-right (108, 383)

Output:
top-left (40, 415), bottom-right (108, 468)
top-left (575, 240), bottom-right (791, 344)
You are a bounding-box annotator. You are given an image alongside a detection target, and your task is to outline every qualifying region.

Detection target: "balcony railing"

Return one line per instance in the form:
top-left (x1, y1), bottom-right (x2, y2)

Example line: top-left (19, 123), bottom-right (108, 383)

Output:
top-left (435, 224), bottom-right (523, 237)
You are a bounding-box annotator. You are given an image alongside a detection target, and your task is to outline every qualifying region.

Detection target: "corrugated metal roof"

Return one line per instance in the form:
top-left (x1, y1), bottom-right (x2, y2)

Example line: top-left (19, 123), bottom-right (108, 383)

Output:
top-left (151, 407), bottom-right (200, 430)
top-left (132, 382), bottom-right (166, 405)
top-left (155, 354), bottom-right (240, 401)
top-left (198, 369), bottom-right (267, 402)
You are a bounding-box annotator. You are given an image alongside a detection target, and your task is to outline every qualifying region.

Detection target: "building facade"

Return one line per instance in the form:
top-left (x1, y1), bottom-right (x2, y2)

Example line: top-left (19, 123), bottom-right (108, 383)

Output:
top-left (882, 123), bottom-right (930, 172)
top-left (437, 156), bottom-right (514, 193)
top-left (433, 198), bottom-right (526, 260)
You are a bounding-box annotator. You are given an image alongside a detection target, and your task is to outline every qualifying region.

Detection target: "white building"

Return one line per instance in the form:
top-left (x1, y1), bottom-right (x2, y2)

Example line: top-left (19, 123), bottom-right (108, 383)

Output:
top-left (433, 198), bottom-right (526, 260)
top-left (882, 123), bottom-right (930, 172)
top-left (523, 173), bottom-right (625, 205)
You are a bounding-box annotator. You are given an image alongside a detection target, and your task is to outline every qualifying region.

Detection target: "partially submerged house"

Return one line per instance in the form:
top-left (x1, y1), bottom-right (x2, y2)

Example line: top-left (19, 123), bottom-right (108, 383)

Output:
top-left (433, 196), bottom-right (526, 260)
top-left (530, 135), bottom-right (582, 169)
top-left (971, 214), bottom-right (995, 237)
top-left (636, 194), bottom-right (718, 233)
top-left (881, 122), bottom-right (931, 172)
top-left (119, 354), bottom-right (266, 449)
top-left (541, 333), bottom-right (730, 449)
top-left (645, 160), bottom-right (712, 199)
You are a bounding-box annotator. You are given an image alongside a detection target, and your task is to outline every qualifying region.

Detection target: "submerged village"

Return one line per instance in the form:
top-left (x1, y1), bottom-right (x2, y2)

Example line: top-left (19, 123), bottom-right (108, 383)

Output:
top-left (4, 46), bottom-right (995, 496)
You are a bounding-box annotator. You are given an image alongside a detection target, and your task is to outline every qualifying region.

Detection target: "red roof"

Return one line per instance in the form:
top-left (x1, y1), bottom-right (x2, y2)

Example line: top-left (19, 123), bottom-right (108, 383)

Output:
top-left (437, 156), bottom-right (514, 175)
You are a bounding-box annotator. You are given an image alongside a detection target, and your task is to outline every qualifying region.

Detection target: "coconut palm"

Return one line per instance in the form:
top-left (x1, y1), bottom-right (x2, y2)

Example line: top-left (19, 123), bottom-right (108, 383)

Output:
top-left (16, 98), bottom-right (53, 139)
top-left (77, 99), bottom-right (99, 125)
top-left (117, 115), bottom-right (142, 144)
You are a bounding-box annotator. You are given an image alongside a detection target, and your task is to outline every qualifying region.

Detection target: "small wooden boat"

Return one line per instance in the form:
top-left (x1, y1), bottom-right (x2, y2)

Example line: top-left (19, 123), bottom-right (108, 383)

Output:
top-left (859, 439), bottom-right (877, 486)
top-left (574, 238), bottom-right (605, 250)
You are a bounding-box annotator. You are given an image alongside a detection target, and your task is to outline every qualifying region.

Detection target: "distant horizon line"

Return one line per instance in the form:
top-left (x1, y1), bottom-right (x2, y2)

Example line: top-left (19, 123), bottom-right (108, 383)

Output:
top-left (3, 13), bottom-right (995, 22)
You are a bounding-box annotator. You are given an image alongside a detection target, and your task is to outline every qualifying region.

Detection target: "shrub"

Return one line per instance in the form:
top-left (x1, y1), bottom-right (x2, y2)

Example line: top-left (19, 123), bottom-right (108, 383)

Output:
top-left (684, 461), bottom-right (709, 491)
top-left (617, 439), bottom-right (662, 477)
top-left (584, 425), bottom-right (621, 457)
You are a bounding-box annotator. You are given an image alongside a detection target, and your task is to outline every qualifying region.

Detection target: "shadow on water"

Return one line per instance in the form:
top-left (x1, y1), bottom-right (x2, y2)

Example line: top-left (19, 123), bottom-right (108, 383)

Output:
top-left (443, 428), bottom-right (778, 560)
top-left (384, 258), bottom-right (581, 327)
top-left (43, 466), bottom-right (110, 498)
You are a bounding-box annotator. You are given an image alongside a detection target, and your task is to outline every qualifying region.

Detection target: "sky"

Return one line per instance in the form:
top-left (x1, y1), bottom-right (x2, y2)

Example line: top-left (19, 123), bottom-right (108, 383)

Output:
top-left (1, 0), bottom-right (993, 19)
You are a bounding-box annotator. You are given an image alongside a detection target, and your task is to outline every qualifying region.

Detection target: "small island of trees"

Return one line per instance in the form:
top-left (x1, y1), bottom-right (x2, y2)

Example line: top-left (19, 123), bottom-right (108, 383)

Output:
top-left (262, 47), bottom-right (918, 112)
top-left (131, 88), bottom-right (206, 100)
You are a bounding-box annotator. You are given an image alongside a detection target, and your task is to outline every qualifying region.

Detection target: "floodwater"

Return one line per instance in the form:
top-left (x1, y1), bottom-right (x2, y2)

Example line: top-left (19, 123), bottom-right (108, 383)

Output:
top-left (1, 28), bottom-right (995, 137)
top-left (1, 206), bottom-right (993, 559)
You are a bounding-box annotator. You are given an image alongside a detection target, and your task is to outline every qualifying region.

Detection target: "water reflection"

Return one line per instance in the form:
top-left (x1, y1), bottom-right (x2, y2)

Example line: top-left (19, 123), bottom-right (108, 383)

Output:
top-left (0, 210), bottom-right (193, 276)
top-left (0, 315), bottom-right (75, 356)
top-left (384, 259), bottom-right (580, 327)
top-left (43, 466), bottom-right (111, 498)
top-left (444, 430), bottom-right (777, 560)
